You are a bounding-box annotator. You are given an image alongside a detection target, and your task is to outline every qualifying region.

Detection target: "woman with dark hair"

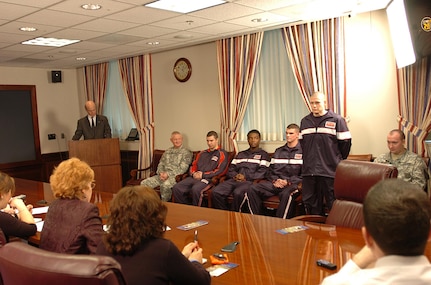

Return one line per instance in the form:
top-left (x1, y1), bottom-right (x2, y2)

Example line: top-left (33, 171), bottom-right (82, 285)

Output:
top-left (0, 171), bottom-right (36, 241)
top-left (97, 185), bottom-right (211, 285)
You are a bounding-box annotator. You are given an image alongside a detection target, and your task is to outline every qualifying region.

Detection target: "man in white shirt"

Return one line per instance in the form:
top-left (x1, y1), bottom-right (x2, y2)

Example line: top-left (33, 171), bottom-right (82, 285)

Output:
top-left (321, 179), bottom-right (431, 285)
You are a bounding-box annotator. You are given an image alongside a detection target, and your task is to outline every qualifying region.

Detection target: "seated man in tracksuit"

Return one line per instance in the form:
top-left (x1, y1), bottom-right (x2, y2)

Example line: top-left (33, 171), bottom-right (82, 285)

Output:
top-left (212, 129), bottom-right (270, 211)
top-left (172, 131), bottom-right (228, 206)
top-left (245, 124), bottom-right (302, 219)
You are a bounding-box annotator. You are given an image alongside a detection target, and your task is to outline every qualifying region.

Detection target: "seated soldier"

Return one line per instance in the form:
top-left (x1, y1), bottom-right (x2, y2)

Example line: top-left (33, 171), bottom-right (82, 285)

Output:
top-left (374, 129), bottom-right (428, 190)
top-left (141, 131), bottom-right (192, 201)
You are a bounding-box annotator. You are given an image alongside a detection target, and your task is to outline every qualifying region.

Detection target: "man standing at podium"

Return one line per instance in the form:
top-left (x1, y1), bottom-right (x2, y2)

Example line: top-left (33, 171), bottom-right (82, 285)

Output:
top-left (72, 100), bottom-right (112, 140)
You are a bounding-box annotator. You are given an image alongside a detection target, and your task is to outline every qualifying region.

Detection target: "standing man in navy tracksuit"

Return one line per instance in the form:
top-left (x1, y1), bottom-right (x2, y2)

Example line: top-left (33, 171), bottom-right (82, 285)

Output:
top-left (212, 129), bottom-right (270, 211)
top-left (299, 92), bottom-right (351, 215)
top-left (172, 131), bottom-right (228, 206)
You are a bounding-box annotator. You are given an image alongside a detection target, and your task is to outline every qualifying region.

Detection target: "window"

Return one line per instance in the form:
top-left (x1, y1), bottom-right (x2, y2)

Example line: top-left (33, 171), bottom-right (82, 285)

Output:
top-left (103, 61), bottom-right (136, 140)
top-left (238, 29), bottom-right (309, 141)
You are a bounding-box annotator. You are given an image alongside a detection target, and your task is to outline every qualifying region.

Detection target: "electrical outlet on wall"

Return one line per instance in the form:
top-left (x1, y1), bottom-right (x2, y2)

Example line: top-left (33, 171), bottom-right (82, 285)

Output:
top-left (48, 134), bottom-right (56, 140)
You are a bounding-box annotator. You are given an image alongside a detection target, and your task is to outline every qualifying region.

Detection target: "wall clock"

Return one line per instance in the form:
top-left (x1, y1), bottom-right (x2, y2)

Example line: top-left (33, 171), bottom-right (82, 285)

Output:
top-left (173, 57), bottom-right (192, 82)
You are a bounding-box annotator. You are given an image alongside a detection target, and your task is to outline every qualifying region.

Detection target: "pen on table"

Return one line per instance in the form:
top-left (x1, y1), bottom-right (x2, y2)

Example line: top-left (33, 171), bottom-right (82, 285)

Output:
top-left (194, 230), bottom-right (198, 242)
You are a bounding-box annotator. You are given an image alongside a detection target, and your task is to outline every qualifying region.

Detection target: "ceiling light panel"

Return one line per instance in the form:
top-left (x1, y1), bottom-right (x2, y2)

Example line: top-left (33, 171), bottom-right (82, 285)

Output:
top-left (145, 0), bottom-right (226, 13)
top-left (21, 37), bottom-right (80, 47)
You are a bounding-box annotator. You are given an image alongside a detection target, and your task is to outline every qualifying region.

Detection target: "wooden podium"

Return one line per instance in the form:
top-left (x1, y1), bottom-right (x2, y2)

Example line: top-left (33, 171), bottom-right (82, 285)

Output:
top-left (68, 138), bottom-right (122, 193)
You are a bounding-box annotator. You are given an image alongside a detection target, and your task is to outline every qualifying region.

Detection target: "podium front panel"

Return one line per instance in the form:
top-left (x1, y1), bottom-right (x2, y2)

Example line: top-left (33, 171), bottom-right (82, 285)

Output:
top-left (68, 138), bottom-right (122, 193)
top-left (68, 138), bottom-right (120, 166)
top-left (93, 165), bottom-right (122, 193)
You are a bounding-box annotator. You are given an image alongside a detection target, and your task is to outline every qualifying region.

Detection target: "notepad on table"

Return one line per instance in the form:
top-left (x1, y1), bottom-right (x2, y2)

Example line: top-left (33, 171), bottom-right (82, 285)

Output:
top-left (177, 220), bottom-right (208, 231)
top-left (32, 206), bottom-right (49, 215)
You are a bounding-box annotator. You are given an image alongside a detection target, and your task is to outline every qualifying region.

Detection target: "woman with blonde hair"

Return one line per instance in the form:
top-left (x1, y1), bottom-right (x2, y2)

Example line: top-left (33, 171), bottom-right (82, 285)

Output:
top-left (40, 157), bottom-right (103, 254)
top-left (97, 185), bottom-right (211, 285)
top-left (0, 171), bottom-right (36, 241)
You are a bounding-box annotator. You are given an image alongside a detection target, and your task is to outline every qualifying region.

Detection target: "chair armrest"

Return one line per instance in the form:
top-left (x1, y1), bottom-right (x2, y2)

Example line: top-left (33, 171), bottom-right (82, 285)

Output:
top-left (176, 173), bottom-right (190, 182)
top-left (127, 167), bottom-right (156, 186)
top-left (129, 166), bottom-right (153, 179)
top-left (291, 215), bottom-right (327, 224)
top-left (211, 175), bottom-right (227, 185)
top-left (252, 178), bottom-right (266, 184)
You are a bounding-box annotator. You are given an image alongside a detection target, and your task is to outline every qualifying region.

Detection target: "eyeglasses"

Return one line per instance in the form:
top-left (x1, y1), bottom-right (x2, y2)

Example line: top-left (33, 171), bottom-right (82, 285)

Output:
top-left (90, 182), bottom-right (96, 189)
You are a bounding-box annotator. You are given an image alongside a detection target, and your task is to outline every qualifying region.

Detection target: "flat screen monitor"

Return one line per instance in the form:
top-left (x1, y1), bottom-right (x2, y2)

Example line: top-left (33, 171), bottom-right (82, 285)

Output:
top-left (405, 0), bottom-right (431, 59)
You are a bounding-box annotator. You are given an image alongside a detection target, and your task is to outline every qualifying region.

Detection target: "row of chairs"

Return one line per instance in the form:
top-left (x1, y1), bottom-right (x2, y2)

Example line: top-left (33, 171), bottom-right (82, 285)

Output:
top-left (127, 150), bottom-right (302, 214)
top-left (127, 150), bottom-right (382, 219)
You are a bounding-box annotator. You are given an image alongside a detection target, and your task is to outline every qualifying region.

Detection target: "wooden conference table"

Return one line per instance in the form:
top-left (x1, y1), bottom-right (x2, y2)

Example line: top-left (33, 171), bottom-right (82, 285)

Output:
top-left (14, 178), bottom-right (431, 285)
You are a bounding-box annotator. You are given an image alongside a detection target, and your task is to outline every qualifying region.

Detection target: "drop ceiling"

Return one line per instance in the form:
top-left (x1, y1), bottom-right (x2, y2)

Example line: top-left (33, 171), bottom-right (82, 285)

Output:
top-left (0, 0), bottom-right (391, 69)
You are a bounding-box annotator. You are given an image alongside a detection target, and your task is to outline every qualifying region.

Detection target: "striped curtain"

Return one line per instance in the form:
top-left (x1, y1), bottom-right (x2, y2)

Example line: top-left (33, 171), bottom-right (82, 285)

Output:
top-left (216, 32), bottom-right (264, 153)
top-left (83, 62), bottom-right (109, 113)
top-left (281, 18), bottom-right (346, 116)
top-left (118, 54), bottom-right (154, 173)
top-left (397, 56), bottom-right (431, 157)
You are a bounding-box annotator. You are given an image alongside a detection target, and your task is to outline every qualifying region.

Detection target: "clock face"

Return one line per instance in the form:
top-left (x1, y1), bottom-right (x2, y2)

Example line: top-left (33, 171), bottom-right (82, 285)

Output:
top-left (173, 58), bottom-right (192, 82)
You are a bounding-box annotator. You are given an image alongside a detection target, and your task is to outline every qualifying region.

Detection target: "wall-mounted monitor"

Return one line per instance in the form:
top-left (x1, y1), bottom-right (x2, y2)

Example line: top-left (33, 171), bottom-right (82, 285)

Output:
top-left (405, 0), bottom-right (431, 59)
top-left (0, 85), bottom-right (41, 167)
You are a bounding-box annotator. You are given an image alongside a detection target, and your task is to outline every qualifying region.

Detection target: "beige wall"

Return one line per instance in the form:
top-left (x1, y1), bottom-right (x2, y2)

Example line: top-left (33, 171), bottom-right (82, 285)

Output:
top-left (344, 10), bottom-right (398, 156)
top-left (0, 67), bottom-right (80, 154)
top-left (0, 9), bottom-right (398, 157)
top-left (151, 43), bottom-right (221, 151)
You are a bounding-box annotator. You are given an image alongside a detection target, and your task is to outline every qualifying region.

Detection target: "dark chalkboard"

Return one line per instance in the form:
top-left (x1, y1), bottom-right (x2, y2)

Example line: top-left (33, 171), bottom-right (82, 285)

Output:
top-left (0, 85), bottom-right (41, 166)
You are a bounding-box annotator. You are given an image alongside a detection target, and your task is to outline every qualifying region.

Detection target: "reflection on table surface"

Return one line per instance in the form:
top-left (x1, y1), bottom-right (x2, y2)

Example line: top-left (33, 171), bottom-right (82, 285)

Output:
top-left (13, 178), bottom-right (431, 285)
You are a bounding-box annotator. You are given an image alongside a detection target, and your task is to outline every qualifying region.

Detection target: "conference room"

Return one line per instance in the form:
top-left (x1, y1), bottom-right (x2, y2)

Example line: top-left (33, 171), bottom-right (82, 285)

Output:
top-left (1, 0), bottom-right (431, 284)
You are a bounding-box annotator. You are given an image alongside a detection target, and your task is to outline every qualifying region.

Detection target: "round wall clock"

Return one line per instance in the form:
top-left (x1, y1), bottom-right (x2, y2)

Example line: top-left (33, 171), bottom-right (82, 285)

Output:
top-left (173, 57), bottom-right (192, 82)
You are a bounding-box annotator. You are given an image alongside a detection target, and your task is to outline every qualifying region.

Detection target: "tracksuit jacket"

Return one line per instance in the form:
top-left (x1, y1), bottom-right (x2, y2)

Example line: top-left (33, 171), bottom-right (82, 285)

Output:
top-left (299, 109), bottom-right (352, 178)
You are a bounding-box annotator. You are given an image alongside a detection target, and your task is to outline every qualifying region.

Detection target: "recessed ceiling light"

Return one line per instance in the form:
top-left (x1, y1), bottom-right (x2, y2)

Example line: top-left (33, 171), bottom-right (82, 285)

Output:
top-left (145, 0), bottom-right (225, 13)
top-left (19, 27), bottom-right (37, 32)
top-left (21, 37), bottom-right (81, 47)
top-left (147, 41), bottom-right (160, 45)
top-left (76, 57), bottom-right (87, 61)
top-left (251, 18), bottom-right (268, 23)
top-left (174, 34), bottom-right (193, 39)
top-left (81, 4), bottom-right (102, 10)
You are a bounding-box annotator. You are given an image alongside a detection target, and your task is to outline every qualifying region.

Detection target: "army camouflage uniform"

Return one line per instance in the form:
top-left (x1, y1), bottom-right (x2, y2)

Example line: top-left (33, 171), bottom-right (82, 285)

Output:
top-left (374, 150), bottom-right (428, 190)
top-left (141, 146), bottom-right (193, 201)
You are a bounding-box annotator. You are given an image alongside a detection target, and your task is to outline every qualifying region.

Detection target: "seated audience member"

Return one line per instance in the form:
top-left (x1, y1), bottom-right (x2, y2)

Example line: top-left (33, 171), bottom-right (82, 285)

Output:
top-left (97, 185), bottom-right (210, 285)
top-left (172, 131), bottom-right (228, 206)
top-left (40, 157), bottom-right (103, 254)
top-left (245, 124), bottom-right (302, 218)
top-left (374, 129), bottom-right (428, 190)
top-left (212, 129), bottom-right (270, 211)
top-left (321, 179), bottom-right (431, 285)
top-left (0, 171), bottom-right (36, 241)
top-left (141, 131), bottom-right (193, 202)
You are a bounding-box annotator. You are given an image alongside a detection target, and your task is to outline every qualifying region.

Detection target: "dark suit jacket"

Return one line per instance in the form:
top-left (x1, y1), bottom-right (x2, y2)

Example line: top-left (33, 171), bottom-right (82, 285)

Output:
top-left (40, 198), bottom-right (103, 254)
top-left (72, 115), bottom-right (112, 140)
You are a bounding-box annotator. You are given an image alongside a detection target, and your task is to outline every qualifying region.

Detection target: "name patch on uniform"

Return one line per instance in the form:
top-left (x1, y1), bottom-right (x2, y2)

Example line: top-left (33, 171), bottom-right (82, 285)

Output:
top-left (325, 121), bottom-right (336, 129)
top-left (294, 153), bottom-right (302, 160)
top-left (212, 156), bottom-right (219, 161)
top-left (253, 154), bottom-right (262, 160)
